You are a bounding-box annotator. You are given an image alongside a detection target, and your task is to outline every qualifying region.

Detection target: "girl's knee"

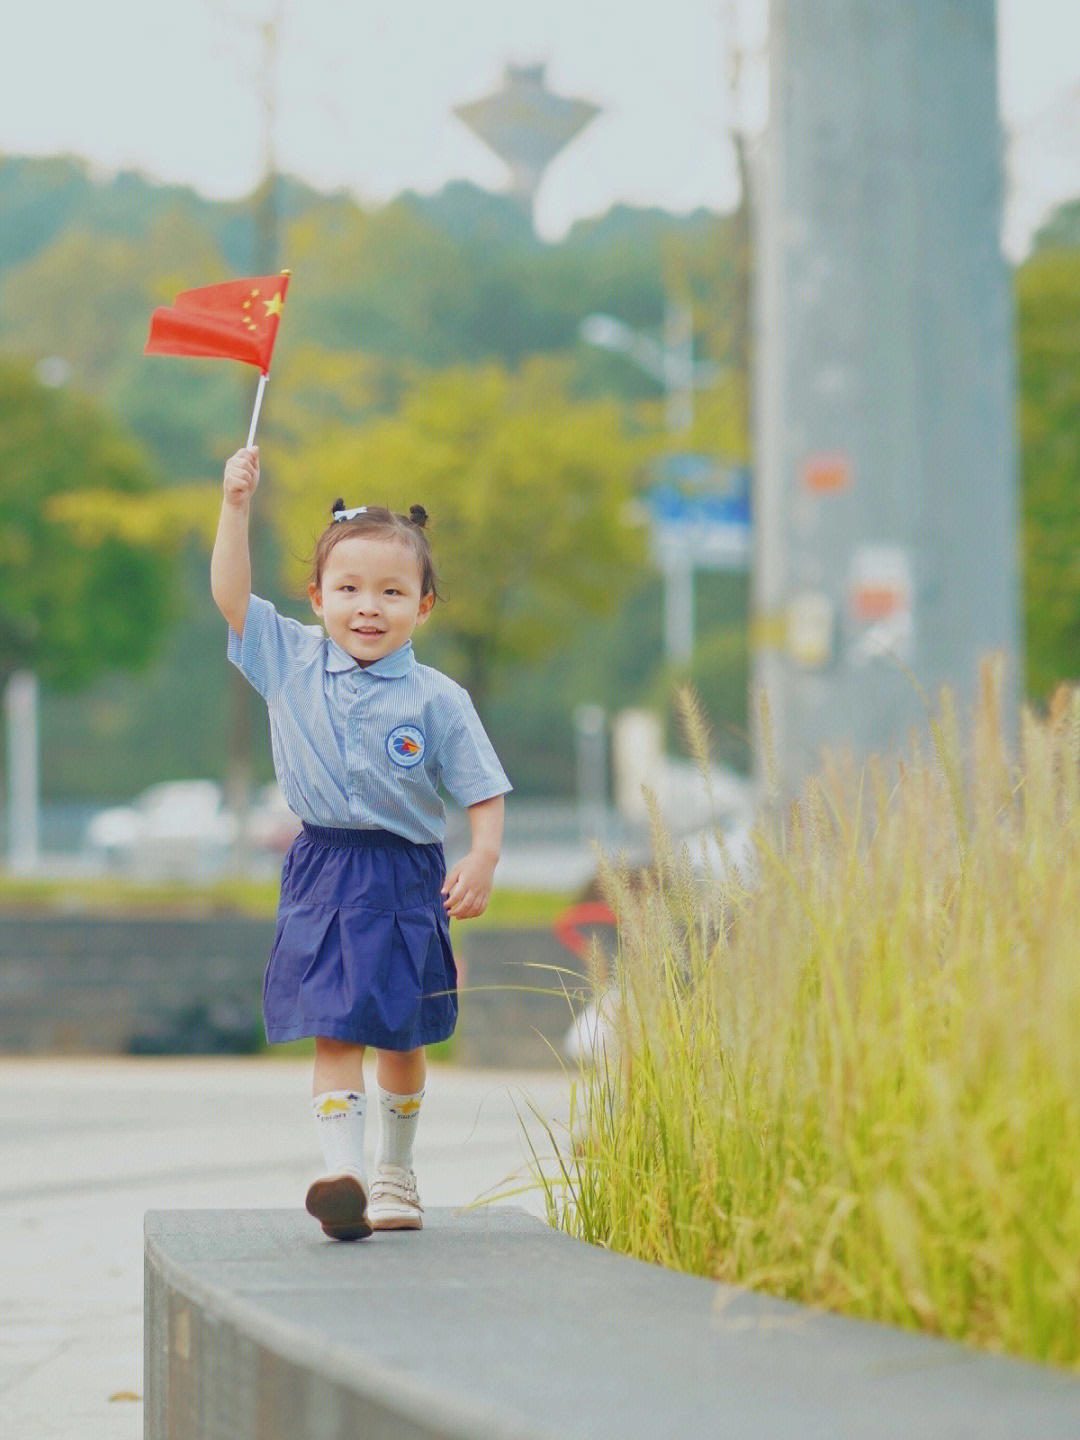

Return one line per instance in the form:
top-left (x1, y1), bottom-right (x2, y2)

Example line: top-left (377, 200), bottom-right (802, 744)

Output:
top-left (312, 1036), bottom-right (368, 1071)
top-left (375, 1045), bottom-right (424, 1064)
top-left (375, 1046), bottom-right (426, 1086)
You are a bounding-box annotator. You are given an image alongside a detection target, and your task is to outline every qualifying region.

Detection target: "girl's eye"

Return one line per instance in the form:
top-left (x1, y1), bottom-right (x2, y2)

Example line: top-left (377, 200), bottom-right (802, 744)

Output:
top-left (341, 585), bottom-right (356, 592)
top-left (385, 589), bottom-right (400, 596)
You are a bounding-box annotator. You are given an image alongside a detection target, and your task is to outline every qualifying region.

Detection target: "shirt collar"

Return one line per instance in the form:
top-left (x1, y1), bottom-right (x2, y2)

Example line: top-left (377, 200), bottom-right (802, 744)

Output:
top-left (325, 637), bottom-right (416, 678)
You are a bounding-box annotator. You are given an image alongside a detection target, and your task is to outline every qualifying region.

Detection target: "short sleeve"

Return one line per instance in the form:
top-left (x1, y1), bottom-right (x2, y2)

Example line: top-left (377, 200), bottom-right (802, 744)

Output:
top-left (226, 594), bottom-right (323, 700)
top-left (438, 685), bottom-right (512, 808)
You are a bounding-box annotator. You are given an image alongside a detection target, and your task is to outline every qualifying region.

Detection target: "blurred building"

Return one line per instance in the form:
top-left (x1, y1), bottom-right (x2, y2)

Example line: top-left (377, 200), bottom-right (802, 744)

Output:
top-left (453, 63), bottom-right (601, 227)
top-left (753, 0), bottom-right (1020, 795)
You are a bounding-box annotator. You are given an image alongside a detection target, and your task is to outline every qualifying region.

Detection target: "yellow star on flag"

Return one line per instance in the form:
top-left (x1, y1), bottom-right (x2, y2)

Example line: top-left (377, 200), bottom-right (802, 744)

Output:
top-left (263, 293), bottom-right (285, 319)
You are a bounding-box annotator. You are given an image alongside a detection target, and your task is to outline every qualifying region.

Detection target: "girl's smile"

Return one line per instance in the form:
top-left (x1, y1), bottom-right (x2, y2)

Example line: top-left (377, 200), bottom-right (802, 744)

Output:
top-left (308, 535), bottom-right (434, 666)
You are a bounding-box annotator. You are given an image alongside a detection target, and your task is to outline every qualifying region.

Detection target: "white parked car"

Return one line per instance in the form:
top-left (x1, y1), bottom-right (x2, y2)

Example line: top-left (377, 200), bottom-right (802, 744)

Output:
top-left (85, 780), bottom-right (299, 880)
top-left (86, 781), bottom-right (237, 880)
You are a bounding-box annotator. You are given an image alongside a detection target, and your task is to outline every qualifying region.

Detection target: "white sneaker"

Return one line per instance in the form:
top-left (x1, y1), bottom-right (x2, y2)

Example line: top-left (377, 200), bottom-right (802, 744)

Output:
top-left (368, 1163), bottom-right (424, 1231)
top-left (305, 1169), bottom-right (372, 1241)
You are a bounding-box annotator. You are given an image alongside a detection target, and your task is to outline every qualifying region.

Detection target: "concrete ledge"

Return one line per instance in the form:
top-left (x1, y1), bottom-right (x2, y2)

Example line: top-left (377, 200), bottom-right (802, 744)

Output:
top-left (145, 1207), bottom-right (1080, 1440)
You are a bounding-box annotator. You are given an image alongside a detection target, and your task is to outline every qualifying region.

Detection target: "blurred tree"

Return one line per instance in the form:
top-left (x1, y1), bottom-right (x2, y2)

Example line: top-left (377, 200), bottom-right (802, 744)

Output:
top-left (1015, 249), bottom-right (1080, 700)
top-left (0, 209), bottom-right (230, 407)
top-left (267, 340), bottom-right (411, 439)
top-left (0, 161), bottom-right (746, 464)
top-left (288, 198), bottom-right (477, 366)
top-left (0, 359), bottom-right (174, 689)
top-left (0, 156), bottom-right (330, 281)
top-left (1032, 198), bottom-right (1080, 255)
top-left (270, 357), bottom-right (655, 709)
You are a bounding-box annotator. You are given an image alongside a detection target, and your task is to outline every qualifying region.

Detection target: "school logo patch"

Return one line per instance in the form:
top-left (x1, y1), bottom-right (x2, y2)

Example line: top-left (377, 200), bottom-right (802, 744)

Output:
top-left (386, 724), bottom-right (426, 768)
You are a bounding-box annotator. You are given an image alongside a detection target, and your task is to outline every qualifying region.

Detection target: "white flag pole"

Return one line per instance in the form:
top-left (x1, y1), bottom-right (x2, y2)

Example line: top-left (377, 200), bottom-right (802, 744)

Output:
top-left (244, 269), bottom-right (289, 449)
top-left (246, 371), bottom-right (269, 449)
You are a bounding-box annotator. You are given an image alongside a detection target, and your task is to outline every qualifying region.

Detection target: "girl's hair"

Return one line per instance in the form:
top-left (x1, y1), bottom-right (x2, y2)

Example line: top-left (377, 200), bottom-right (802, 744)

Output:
top-left (307, 500), bottom-right (442, 600)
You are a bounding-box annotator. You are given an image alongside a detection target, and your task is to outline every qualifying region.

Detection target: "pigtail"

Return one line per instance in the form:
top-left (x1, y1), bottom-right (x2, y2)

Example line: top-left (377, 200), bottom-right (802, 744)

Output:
top-left (408, 504), bottom-right (429, 529)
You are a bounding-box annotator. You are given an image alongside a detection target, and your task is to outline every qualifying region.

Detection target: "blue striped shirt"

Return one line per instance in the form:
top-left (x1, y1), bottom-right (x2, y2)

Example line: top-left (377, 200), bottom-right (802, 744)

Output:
top-left (227, 595), bottom-right (511, 843)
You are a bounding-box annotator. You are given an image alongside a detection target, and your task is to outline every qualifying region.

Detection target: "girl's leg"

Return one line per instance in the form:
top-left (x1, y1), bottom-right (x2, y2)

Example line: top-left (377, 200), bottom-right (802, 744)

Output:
top-left (374, 1045), bottom-right (425, 1095)
top-left (372, 1047), bottom-right (427, 1187)
top-left (308, 1037), bottom-right (372, 1237)
top-left (311, 1039), bottom-right (368, 1170)
top-left (313, 1037), bottom-right (366, 1095)
top-left (369, 1046), bottom-right (427, 1227)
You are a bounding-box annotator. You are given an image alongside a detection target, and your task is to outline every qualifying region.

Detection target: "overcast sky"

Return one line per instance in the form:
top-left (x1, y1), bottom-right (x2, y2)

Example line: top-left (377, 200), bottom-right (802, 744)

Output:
top-left (1, 0), bottom-right (1079, 254)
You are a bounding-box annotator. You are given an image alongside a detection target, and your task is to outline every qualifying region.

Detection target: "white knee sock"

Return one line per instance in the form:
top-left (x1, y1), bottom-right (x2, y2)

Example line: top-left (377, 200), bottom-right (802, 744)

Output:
top-left (312, 1090), bottom-right (367, 1182)
top-left (375, 1085), bottom-right (424, 1169)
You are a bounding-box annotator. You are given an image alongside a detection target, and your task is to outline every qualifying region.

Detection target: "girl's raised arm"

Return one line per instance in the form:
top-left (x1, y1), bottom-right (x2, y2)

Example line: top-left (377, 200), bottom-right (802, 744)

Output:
top-left (211, 446), bottom-right (259, 635)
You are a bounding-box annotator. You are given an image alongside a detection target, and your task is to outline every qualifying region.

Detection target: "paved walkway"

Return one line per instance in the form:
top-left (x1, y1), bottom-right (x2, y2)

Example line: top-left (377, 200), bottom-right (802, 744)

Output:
top-left (0, 1056), bottom-right (572, 1439)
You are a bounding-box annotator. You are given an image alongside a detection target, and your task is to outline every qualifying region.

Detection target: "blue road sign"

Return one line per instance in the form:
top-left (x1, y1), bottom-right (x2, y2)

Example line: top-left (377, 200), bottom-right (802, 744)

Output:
top-left (645, 457), bottom-right (752, 571)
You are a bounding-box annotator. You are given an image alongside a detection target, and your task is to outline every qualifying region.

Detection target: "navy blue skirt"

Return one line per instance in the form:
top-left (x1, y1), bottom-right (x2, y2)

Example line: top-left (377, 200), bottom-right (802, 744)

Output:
top-left (263, 823), bottom-right (458, 1049)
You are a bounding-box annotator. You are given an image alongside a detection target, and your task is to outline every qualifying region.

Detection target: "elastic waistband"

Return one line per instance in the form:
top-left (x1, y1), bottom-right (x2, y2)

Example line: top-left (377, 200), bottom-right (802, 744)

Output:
top-left (301, 823), bottom-right (435, 851)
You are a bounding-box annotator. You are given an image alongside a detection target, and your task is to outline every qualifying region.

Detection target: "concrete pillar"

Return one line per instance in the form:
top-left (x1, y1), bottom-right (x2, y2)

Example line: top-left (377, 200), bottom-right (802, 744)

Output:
top-left (753, 0), bottom-right (1020, 794)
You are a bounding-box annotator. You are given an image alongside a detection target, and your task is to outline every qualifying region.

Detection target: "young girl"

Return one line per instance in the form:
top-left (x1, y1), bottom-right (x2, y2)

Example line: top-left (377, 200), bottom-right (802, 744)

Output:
top-left (211, 445), bottom-right (510, 1241)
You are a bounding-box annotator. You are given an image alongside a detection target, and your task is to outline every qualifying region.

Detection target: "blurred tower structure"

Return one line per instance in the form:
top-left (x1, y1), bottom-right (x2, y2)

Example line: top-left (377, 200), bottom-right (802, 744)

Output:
top-left (753, 0), bottom-right (1021, 796)
top-left (454, 64), bottom-right (601, 227)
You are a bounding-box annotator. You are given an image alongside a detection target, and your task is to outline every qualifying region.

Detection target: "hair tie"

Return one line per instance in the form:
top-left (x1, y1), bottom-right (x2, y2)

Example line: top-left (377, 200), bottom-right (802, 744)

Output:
top-left (332, 504), bottom-right (368, 522)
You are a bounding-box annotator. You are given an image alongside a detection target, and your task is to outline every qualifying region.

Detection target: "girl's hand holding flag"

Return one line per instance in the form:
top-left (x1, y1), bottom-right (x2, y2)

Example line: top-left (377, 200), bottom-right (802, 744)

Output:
top-left (223, 447), bottom-right (260, 508)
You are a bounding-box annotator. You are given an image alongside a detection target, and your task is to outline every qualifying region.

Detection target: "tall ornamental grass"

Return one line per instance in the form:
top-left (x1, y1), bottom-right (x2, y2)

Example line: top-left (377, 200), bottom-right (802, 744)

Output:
top-left (527, 660), bottom-right (1080, 1367)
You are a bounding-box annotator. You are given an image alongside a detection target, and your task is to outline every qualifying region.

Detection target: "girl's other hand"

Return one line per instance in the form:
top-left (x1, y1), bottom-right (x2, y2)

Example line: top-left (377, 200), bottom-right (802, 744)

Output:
top-left (223, 446), bottom-right (259, 506)
top-left (441, 850), bottom-right (497, 920)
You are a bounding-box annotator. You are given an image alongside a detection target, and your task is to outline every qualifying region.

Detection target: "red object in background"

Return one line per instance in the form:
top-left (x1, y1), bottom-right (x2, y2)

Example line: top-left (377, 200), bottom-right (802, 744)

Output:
top-left (802, 452), bottom-right (852, 494)
top-left (552, 901), bottom-right (616, 959)
top-left (850, 585), bottom-right (906, 622)
top-left (145, 273), bottom-right (290, 373)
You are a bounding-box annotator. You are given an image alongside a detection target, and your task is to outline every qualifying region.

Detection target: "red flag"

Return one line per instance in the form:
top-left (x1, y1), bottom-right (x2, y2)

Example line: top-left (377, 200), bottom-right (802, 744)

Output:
top-left (145, 273), bottom-right (290, 374)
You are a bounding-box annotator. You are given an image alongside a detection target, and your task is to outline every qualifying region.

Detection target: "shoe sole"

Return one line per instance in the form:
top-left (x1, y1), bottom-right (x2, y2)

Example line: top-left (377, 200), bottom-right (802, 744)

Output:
top-left (305, 1173), bottom-right (372, 1241)
top-left (369, 1209), bottom-right (423, 1232)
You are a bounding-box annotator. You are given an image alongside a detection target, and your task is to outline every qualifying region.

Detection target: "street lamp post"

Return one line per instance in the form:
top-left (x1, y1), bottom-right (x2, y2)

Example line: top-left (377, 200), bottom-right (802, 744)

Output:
top-left (5, 672), bottom-right (40, 875)
top-left (580, 308), bottom-right (721, 661)
top-left (573, 703), bottom-right (608, 845)
top-left (580, 305), bottom-right (711, 436)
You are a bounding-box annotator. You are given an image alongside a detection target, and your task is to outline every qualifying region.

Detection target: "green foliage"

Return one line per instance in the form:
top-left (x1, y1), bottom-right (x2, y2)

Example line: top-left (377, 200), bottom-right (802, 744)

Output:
top-left (0, 164), bottom-right (732, 404)
top-left (1031, 197), bottom-right (1080, 255)
top-left (1015, 249), bottom-right (1080, 701)
top-left (38, 556), bottom-right (227, 797)
top-left (0, 157), bottom-right (334, 281)
top-left (0, 358), bottom-right (172, 688)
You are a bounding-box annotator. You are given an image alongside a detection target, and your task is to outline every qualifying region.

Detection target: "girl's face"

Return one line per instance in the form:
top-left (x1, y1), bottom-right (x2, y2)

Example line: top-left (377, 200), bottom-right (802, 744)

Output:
top-left (308, 534), bottom-right (433, 667)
